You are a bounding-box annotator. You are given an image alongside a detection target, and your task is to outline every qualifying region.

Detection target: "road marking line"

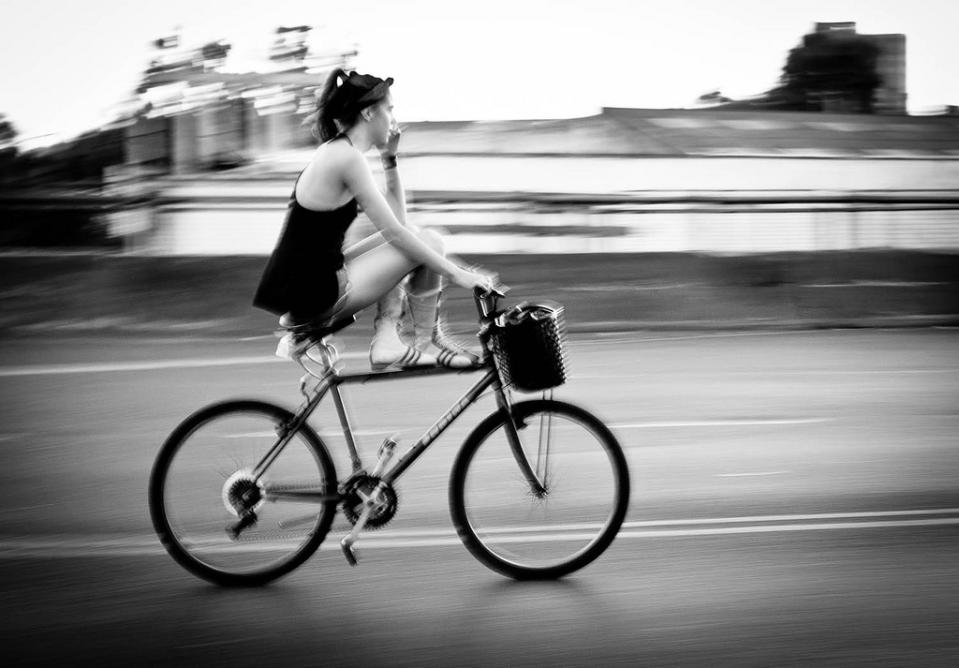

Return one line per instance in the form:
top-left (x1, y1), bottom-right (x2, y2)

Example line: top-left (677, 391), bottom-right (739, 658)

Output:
top-left (0, 356), bottom-right (281, 377)
top-left (745, 369), bottom-right (959, 376)
top-left (624, 508), bottom-right (959, 527)
top-left (2, 510), bottom-right (957, 557)
top-left (358, 517), bottom-right (959, 547)
top-left (1, 517), bottom-right (957, 558)
top-left (0, 353), bottom-right (369, 377)
top-left (715, 471), bottom-right (789, 477)
top-left (612, 418), bottom-right (831, 429)
top-left (616, 517), bottom-right (959, 539)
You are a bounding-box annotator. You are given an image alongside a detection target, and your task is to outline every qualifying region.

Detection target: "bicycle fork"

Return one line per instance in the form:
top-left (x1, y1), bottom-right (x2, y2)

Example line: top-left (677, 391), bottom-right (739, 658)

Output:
top-left (496, 387), bottom-right (550, 498)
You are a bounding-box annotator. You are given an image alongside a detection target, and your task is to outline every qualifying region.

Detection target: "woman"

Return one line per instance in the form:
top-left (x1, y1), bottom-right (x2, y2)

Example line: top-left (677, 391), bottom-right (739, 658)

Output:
top-left (254, 69), bottom-right (495, 370)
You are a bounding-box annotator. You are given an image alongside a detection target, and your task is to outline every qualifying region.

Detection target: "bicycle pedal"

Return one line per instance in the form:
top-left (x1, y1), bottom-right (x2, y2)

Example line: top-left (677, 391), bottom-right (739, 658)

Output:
top-left (340, 539), bottom-right (359, 567)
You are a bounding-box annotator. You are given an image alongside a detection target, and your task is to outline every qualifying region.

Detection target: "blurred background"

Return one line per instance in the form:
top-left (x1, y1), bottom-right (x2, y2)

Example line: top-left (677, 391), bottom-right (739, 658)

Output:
top-left (2, 2), bottom-right (959, 666)
top-left (0, 0), bottom-right (957, 333)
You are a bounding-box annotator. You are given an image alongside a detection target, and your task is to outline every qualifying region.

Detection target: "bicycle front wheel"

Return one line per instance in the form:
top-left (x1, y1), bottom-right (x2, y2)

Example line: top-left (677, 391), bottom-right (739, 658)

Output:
top-left (450, 399), bottom-right (629, 579)
top-left (149, 400), bottom-right (338, 586)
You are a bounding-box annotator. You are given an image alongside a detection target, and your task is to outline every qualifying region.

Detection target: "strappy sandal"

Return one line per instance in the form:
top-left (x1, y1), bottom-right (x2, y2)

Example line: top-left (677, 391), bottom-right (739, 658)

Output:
top-left (369, 345), bottom-right (435, 371)
top-left (432, 323), bottom-right (481, 369)
top-left (369, 313), bottom-right (437, 371)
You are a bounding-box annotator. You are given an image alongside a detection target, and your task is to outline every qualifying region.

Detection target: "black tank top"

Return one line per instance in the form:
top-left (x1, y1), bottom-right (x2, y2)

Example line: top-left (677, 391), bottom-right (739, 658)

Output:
top-left (253, 187), bottom-right (358, 318)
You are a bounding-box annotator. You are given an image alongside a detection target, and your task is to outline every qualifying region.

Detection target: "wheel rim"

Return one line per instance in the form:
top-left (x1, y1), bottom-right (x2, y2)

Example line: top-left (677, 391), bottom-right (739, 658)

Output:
top-left (459, 407), bottom-right (624, 573)
top-left (157, 408), bottom-right (332, 579)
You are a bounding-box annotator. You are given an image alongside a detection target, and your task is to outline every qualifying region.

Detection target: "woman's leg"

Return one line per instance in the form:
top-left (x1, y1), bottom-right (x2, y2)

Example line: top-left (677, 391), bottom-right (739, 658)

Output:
top-left (404, 229), bottom-right (479, 368)
top-left (346, 231), bottom-right (410, 358)
top-left (339, 229), bottom-right (436, 369)
top-left (339, 231), bottom-right (433, 315)
top-left (339, 227), bottom-right (475, 369)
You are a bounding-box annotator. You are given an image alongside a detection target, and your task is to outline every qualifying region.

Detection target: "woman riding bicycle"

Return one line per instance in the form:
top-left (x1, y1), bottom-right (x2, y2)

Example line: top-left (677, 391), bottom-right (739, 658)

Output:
top-left (254, 69), bottom-right (496, 370)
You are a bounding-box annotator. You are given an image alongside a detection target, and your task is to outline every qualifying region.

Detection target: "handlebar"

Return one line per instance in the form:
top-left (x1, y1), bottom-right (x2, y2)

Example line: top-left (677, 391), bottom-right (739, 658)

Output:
top-left (473, 284), bottom-right (508, 321)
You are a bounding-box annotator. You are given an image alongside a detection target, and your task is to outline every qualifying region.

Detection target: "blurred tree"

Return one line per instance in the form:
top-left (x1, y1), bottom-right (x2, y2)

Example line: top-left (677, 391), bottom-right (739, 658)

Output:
top-left (0, 114), bottom-right (17, 147)
top-left (696, 90), bottom-right (732, 106)
top-left (0, 114), bottom-right (18, 182)
top-left (775, 30), bottom-right (882, 113)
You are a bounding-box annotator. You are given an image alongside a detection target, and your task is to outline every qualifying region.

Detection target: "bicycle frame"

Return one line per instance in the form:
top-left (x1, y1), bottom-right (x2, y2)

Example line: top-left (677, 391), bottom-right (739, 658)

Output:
top-left (256, 291), bottom-right (547, 505)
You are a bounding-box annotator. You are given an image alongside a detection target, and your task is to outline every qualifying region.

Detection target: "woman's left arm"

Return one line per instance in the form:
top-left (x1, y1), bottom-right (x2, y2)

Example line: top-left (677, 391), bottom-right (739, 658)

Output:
top-left (381, 128), bottom-right (406, 226)
top-left (383, 160), bottom-right (407, 226)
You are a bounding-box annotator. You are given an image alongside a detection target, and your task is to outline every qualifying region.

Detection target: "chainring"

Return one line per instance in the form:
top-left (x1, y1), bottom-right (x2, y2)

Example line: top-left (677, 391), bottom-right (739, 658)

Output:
top-left (340, 474), bottom-right (398, 530)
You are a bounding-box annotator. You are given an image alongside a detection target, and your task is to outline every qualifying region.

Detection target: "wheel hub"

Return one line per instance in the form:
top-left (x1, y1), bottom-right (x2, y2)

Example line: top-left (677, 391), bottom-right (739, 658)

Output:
top-left (221, 470), bottom-right (265, 517)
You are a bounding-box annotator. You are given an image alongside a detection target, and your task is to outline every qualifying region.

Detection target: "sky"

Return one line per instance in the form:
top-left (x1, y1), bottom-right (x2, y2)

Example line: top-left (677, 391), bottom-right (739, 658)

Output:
top-left (1, 0), bottom-right (957, 145)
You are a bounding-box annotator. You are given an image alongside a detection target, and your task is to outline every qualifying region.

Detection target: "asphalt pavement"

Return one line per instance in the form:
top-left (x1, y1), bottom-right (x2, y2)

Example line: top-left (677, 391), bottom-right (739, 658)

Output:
top-left (1, 328), bottom-right (958, 666)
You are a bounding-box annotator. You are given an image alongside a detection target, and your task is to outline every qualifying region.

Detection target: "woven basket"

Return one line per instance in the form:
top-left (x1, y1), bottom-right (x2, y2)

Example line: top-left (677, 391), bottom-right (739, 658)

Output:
top-left (491, 301), bottom-right (568, 392)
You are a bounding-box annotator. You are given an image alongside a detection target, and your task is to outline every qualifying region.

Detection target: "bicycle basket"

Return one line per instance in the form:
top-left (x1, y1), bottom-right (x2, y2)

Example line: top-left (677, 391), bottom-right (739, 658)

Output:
top-left (491, 301), bottom-right (568, 392)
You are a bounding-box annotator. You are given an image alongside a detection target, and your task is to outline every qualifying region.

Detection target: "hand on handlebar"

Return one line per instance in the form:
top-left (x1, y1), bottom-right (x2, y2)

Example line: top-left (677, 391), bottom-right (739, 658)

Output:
top-left (453, 265), bottom-right (499, 294)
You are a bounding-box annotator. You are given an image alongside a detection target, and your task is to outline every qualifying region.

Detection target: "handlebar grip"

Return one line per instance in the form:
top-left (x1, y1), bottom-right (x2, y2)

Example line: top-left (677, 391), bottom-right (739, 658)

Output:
top-left (473, 284), bottom-right (508, 298)
top-left (473, 284), bottom-right (508, 319)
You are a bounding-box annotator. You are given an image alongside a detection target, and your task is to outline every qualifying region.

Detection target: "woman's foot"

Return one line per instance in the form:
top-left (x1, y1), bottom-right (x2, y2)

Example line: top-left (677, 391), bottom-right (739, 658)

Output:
top-left (427, 324), bottom-right (481, 369)
top-left (405, 288), bottom-right (481, 369)
top-left (369, 344), bottom-right (436, 371)
top-left (369, 315), bottom-right (436, 370)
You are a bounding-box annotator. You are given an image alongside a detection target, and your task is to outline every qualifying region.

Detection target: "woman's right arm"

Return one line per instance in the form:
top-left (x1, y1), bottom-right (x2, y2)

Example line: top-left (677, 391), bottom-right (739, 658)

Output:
top-left (339, 149), bottom-right (490, 289)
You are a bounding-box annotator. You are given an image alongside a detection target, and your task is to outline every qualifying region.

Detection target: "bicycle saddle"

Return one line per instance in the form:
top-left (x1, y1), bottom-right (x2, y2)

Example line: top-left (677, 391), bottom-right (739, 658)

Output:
top-left (279, 313), bottom-right (356, 340)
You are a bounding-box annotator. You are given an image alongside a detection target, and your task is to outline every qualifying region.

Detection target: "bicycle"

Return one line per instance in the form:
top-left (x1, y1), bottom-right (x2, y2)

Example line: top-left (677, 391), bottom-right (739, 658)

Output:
top-left (149, 288), bottom-right (630, 586)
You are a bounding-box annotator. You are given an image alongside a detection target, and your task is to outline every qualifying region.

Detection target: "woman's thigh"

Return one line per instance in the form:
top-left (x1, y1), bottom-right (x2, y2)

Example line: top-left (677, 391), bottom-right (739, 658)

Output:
top-left (338, 241), bottom-right (418, 315)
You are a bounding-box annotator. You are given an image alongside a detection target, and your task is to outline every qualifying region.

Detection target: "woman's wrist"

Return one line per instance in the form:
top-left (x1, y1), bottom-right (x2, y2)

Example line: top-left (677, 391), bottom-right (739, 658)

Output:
top-left (381, 153), bottom-right (398, 170)
top-left (446, 262), bottom-right (466, 283)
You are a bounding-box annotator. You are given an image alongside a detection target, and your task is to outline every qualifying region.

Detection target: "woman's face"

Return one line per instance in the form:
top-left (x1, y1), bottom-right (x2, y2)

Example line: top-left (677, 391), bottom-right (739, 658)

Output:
top-left (367, 94), bottom-right (396, 148)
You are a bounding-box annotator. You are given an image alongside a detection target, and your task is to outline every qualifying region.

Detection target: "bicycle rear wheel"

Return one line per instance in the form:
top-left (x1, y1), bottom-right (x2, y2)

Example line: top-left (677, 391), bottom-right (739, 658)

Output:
top-left (450, 399), bottom-right (629, 579)
top-left (149, 400), bottom-right (338, 586)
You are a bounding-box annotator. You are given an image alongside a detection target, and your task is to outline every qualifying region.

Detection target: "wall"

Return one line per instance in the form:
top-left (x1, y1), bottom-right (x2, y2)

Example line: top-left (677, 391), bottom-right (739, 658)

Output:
top-left (125, 155), bottom-right (959, 255)
top-left (398, 155), bottom-right (959, 193)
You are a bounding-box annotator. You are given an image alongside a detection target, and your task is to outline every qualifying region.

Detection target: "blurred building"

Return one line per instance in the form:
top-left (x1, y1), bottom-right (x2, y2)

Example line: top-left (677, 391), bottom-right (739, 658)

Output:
top-left (813, 22), bottom-right (906, 114)
top-left (6, 23), bottom-right (957, 255)
top-left (123, 26), bottom-right (356, 175)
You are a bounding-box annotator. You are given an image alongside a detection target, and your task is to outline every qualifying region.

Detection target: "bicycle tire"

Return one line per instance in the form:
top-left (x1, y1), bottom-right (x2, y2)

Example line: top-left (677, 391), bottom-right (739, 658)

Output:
top-left (149, 400), bottom-right (338, 586)
top-left (449, 399), bottom-right (629, 579)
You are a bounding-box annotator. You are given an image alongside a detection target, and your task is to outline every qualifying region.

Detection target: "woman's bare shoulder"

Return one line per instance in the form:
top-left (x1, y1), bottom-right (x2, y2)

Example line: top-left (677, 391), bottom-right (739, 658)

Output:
top-left (308, 140), bottom-right (365, 174)
top-left (298, 141), bottom-right (367, 207)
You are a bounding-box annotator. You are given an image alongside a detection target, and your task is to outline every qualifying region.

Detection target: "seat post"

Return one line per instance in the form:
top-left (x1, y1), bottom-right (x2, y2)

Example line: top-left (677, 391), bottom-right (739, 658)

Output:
top-left (311, 337), bottom-right (340, 371)
top-left (279, 312), bottom-right (356, 374)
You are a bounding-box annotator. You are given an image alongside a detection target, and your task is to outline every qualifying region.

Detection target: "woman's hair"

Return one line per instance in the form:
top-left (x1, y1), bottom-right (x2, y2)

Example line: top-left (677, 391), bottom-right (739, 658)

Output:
top-left (310, 68), bottom-right (393, 142)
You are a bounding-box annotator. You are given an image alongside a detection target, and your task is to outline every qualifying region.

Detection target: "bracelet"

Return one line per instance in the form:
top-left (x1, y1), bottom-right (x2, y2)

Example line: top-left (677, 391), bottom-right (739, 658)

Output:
top-left (381, 154), bottom-right (398, 170)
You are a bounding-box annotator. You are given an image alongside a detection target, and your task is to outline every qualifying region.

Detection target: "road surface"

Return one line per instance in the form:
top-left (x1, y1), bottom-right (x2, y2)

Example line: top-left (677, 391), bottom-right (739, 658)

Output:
top-left (1, 328), bottom-right (957, 666)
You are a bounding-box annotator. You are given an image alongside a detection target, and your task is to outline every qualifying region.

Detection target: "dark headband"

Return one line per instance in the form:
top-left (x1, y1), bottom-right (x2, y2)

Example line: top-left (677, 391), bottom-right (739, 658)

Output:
top-left (330, 71), bottom-right (393, 116)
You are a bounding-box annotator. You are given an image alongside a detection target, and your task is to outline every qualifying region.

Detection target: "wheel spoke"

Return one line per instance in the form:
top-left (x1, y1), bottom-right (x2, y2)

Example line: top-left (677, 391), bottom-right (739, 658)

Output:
top-left (150, 401), bottom-right (338, 586)
top-left (451, 399), bottom-right (629, 579)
